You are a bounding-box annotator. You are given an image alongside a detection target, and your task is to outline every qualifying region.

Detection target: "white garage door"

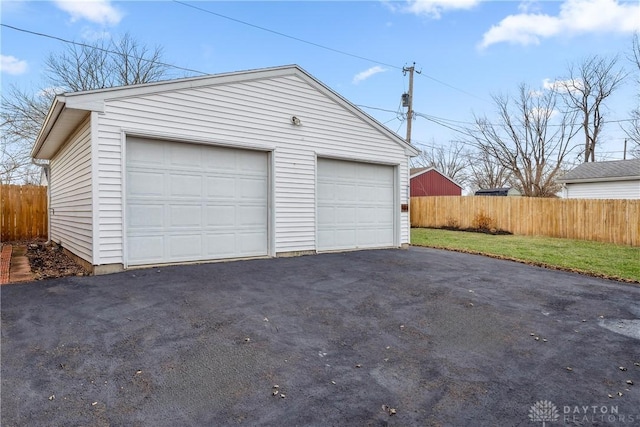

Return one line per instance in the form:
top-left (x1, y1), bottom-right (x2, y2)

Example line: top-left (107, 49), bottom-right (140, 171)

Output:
top-left (317, 158), bottom-right (395, 251)
top-left (126, 137), bottom-right (268, 266)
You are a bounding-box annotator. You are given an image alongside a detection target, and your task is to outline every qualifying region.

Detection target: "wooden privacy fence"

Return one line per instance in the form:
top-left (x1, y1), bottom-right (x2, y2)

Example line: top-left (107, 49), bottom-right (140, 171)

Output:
top-left (411, 196), bottom-right (640, 247)
top-left (1, 185), bottom-right (48, 242)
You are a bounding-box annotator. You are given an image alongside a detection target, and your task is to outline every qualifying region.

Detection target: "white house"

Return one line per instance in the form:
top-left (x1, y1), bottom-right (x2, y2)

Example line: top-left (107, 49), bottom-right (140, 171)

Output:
top-left (558, 159), bottom-right (640, 199)
top-left (31, 65), bottom-right (419, 274)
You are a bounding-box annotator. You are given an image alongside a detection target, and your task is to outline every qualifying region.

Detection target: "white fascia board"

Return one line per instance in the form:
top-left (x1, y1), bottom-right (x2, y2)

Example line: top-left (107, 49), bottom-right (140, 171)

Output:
top-left (31, 96), bottom-right (66, 158)
top-left (559, 176), bottom-right (640, 184)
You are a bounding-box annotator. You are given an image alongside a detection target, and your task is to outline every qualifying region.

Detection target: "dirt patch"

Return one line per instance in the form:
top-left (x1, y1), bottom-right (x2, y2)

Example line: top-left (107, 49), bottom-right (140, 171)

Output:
top-left (436, 226), bottom-right (512, 235)
top-left (21, 240), bottom-right (89, 280)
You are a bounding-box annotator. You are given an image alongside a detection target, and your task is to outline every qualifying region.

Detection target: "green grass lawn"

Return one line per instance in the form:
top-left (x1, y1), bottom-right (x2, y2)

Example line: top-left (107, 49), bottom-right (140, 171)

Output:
top-left (411, 228), bottom-right (640, 283)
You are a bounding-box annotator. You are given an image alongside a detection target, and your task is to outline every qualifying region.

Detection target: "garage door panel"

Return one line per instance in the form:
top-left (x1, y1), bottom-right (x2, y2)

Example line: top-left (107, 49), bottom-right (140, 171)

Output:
top-left (239, 177), bottom-right (268, 199)
top-left (205, 233), bottom-right (237, 257)
top-left (168, 205), bottom-right (202, 227)
top-left (317, 158), bottom-right (394, 251)
top-left (317, 182), bottom-right (334, 202)
top-left (169, 144), bottom-right (203, 168)
top-left (169, 174), bottom-right (203, 197)
top-left (204, 149), bottom-right (236, 170)
top-left (356, 207), bottom-right (377, 224)
top-left (127, 138), bottom-right (268, 265)
top-left (206, 205), bottom-right (236, 226)
top-left (206, 176), bottom-right (236, 198)
top-left (335, 184), bottom-right (357, 201)
top-left (239, 151), bottom-right (269, 174)
top-left (128, 139), bottom-right (164, 165)
top-left (128, 235), bottom-right (164, 263)
top-left (356, 229), bottom-right (377, 246)
top-left (240, 205), bottom-right (268, 225)
top-left (128, 171), bottom-right (164, 196)
top-left (238, 231), bottom-right (269, 254)
top-left (128, 204), bottom-right (164, 228)
top-left (317, 206), bottom-right (334, 225)
top-left (168, 234), bottom-right (202, 259)
top-left (336, 207), bottom-right (356, 224)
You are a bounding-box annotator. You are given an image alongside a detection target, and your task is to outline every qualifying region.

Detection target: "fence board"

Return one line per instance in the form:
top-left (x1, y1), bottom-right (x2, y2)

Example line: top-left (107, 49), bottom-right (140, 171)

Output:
top-left (411, 196), bottom-right (640, 247)
top-left (1, 185), bottom-right (48, 242)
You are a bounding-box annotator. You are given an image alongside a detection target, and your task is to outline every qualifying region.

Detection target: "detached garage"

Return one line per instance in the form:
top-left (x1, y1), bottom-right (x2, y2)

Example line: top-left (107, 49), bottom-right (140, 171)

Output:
top-left (31, 65), bottom-right (418, 274)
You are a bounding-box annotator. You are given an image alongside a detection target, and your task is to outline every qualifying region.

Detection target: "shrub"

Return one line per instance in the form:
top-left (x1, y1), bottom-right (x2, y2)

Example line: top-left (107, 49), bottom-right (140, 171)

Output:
top-left (472, 211), bottom-right (496, 231)
top-left (444, 216), bottom-right (460, 229)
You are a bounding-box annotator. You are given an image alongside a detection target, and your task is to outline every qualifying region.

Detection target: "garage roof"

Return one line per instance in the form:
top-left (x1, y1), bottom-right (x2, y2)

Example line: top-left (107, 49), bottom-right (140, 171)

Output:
top-left (558, 159), bottom-right (640, 183)
top-left (31, 64), bottom-right (419, 159)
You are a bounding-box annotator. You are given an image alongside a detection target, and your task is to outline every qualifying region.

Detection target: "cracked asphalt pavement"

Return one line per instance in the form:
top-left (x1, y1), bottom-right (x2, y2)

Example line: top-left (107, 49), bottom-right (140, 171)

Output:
top-left (2, 247), bottom-right (639, 426)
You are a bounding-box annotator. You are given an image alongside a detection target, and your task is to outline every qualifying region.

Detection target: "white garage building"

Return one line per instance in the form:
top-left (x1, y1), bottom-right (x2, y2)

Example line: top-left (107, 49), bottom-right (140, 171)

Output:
top-left (32, 65), bottom-right (418, 274)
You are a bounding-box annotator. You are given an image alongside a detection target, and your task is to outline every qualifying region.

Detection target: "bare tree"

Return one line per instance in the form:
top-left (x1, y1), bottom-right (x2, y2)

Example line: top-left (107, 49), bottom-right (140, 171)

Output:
top-left (623, 33), bottom-right (640, 157)
top-left (558, 55), bottom-right (626, 162)
top-left (466, 84), bottom-right (579, 197)
top-left (1, 33), bottom-right (172, 184)
top-left (45, 33), bottom-right (169, 91)
top-left (1, 86), bottom-right (54, 184)
top-left (466, 149), bottom-right (512, 192)
top-left (414, 140), bottom-right (469, 185)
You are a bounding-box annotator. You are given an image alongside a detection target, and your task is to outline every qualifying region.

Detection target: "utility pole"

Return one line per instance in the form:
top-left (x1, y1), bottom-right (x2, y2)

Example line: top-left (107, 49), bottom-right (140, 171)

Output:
top-left (623, 138), bottom-right (627, 160)
top-left (402, 63), bottom-right (420, 144)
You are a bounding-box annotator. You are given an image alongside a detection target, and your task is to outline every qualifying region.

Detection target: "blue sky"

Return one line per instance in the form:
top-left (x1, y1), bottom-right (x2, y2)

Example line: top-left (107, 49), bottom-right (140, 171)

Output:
top-left (2, 0), bottom-right (639, 160)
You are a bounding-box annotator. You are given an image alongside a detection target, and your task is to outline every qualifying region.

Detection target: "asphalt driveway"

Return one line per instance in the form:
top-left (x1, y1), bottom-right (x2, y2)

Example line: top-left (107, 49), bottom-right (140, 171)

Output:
top-left (2, 247), bottom-right (639, 426)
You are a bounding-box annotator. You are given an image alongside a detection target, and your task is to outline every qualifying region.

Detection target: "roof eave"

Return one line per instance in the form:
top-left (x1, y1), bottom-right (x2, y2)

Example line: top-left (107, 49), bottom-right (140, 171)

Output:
top-left (31, 96), bottom-right (66, 159)
top-left (558, 175), bottom-right (640, 184)
top-left (410, 167), bottom-right (463, 188)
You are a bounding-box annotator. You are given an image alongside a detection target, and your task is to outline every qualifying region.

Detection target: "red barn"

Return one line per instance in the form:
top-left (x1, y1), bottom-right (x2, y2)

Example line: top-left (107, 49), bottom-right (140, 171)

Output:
top-left (410, 167), bottom-right (462, 197)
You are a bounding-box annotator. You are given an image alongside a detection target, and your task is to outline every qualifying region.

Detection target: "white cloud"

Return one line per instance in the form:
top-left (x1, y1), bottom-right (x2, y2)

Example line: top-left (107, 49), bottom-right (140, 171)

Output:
top-left (54, 0), bottom-right (123, 26)
top-left (81, 27), bottom-right (111, 41)
top-left (480, 0), bottom-right (640, 49)
top-left (353, 66), bottom-right (387, 84)
top-left (0, 55), bottom-right (28, 75)
top-left (542, 77), bottom-right (583, 93)
top-left (404, 0), bottom-right (481, 18)
top-left (529, 106), bottom-right (559, 120)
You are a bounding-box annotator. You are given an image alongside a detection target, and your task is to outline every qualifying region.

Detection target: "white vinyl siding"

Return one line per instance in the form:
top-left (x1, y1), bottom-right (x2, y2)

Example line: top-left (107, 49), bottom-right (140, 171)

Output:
top-left (49, 115), bottom-right (92, 263)
top-left (565, 181), bottom-right (640, 199)
top-left (94, 73), bottom-right (409, 264)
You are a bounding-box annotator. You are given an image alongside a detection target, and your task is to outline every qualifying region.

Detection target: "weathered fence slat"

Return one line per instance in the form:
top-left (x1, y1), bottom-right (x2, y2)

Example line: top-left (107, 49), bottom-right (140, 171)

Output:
top-left (410, 196), bottom-right (640, 247)
top-left (0, 185), bottom-right (48, 242)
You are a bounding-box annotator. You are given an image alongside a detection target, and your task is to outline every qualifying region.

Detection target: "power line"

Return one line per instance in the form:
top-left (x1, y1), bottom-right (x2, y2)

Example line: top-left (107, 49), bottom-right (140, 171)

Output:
top-left (173, 0), bottom-right (401, 70)
top-left (173, 1), bottom-right (487, 102)
top-left (0, 23), bottom-right (208, 76)
top-left (416, 72), bottom-right (491, 103)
